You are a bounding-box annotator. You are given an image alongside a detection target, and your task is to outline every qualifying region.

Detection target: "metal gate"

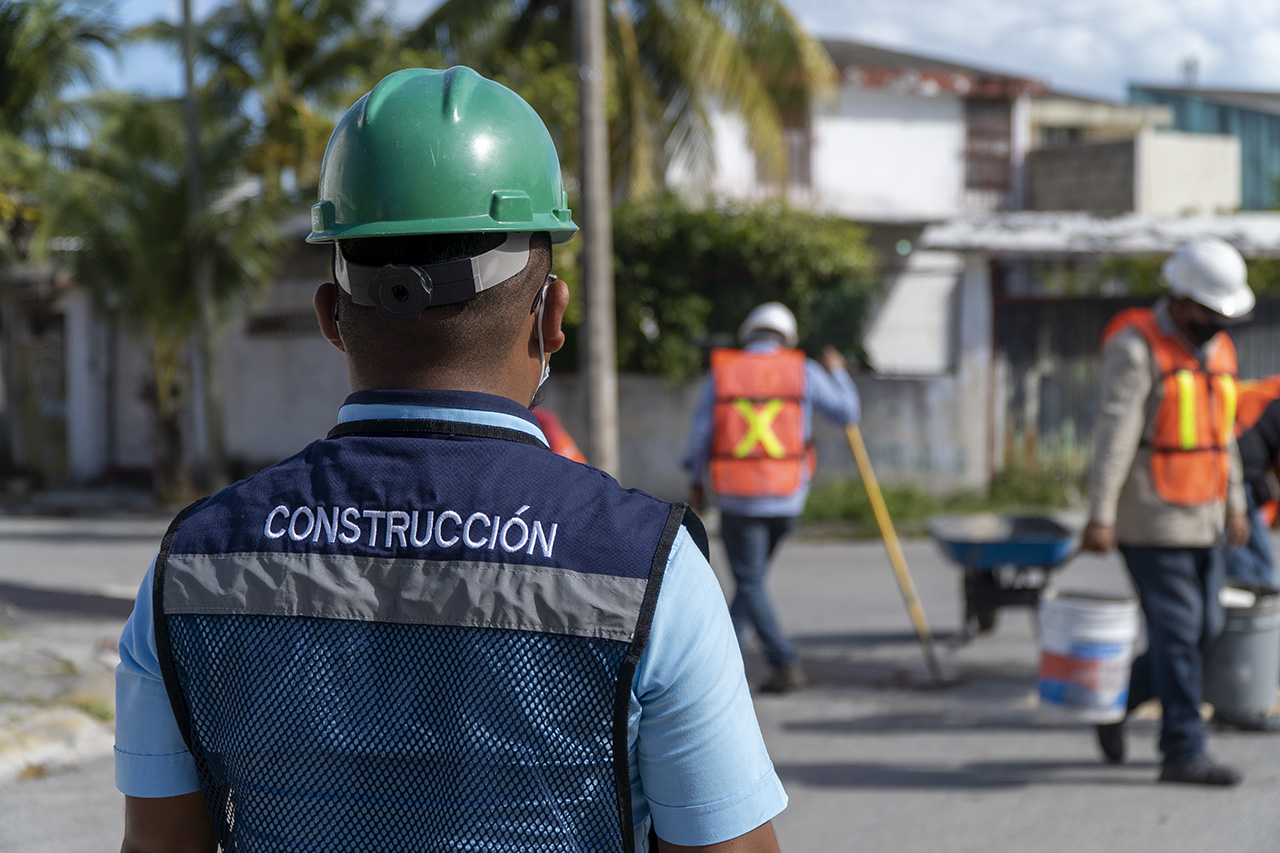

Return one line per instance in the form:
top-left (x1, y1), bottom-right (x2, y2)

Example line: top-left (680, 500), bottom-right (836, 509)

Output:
top-left (994, 296), bottom-right (1280, 488)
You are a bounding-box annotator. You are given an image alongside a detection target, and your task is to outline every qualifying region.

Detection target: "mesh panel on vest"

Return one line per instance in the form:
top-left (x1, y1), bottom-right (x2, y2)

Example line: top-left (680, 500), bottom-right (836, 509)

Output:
top-left (166, 613), bottom-right (631, 853)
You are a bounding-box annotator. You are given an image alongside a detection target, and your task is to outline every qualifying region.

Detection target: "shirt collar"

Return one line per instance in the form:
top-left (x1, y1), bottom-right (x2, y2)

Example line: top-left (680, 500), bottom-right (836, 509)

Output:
top-left (337, 389), bottom-right (549, 446)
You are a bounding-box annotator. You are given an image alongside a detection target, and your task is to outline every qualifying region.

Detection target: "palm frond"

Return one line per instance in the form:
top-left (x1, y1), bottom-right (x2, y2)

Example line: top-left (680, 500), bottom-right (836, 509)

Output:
top-left (406, 0), bottom-right (531, 65)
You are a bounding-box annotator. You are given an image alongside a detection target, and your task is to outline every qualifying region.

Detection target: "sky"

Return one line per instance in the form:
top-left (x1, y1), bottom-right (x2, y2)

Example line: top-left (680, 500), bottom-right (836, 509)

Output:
top-left (107, 0), bottom-right (1280, 101)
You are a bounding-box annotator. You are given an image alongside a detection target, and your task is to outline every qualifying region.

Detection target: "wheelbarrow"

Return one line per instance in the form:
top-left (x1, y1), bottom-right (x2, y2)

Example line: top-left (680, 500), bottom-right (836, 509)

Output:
top-left (926, 514), bottom-right (1077, 639)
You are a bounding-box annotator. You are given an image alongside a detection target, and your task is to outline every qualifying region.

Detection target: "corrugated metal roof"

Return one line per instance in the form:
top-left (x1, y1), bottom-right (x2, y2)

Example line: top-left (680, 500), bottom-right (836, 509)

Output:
top-left (919, 212), bottom-right (1280, 256)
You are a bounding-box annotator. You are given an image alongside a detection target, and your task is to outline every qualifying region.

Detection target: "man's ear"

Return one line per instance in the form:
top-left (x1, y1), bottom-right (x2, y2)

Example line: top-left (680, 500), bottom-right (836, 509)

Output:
top-left (539, 276), bottom-right (570, 355)
top-left (314, 282), bottom-right (346, 352)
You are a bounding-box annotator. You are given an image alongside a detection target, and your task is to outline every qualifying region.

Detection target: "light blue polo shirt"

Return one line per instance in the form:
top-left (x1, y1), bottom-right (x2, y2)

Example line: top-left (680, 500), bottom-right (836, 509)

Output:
top-left (115, 400), bottom-right (786, 850)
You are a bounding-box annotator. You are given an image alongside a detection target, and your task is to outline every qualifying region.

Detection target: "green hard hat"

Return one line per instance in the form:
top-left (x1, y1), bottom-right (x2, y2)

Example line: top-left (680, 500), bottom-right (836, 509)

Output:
top-left (307, 66), bottom-right (577, 244)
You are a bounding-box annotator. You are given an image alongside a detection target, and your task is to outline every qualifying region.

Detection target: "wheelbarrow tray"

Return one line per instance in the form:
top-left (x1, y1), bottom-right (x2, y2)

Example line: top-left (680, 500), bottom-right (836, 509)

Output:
top-left (927, 514), bottom-right (1076, 572)
top-left (926, 514), bottom-right (1078, 638)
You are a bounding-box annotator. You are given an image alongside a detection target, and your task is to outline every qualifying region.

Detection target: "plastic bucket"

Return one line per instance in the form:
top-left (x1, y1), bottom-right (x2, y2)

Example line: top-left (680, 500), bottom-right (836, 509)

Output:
top-left (1204, 588), bottom-right (1280, 718)
top-left (1037, 591), bottom-right (1140, 723)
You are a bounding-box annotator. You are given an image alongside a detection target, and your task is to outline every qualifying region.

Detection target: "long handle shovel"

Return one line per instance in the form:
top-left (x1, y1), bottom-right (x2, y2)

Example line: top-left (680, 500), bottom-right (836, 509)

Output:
top-left (845, 424), bottom-right (945, 684)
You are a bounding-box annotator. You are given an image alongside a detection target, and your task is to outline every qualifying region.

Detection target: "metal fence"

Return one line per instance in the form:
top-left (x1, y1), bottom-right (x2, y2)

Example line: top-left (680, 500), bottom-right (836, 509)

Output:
top-left (994, 296), bottom-right (1280, 487)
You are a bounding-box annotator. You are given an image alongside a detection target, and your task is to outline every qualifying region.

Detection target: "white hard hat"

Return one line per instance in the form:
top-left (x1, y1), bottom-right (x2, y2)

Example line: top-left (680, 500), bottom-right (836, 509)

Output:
top-left (738, 302), bottom-right (798, 348)
top-left (1162, 236), bottom-right (1255, 320)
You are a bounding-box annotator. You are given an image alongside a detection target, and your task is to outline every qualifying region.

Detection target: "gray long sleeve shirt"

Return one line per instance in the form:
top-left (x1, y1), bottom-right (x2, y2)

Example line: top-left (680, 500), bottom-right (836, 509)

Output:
top-left (1087, 300), bottom-right (1245, 548)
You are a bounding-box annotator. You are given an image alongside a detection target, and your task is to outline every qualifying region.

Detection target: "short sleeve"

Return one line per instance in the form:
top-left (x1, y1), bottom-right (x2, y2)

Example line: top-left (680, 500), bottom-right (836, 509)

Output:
top-left (114, 557), bottom-right (201, 797)
top-left (628, 527), bottom-right (787, 847)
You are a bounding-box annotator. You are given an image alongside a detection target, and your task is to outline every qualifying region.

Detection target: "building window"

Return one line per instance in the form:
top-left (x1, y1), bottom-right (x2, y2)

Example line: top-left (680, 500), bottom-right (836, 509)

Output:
top-left (965, 98), bottom-right (1012, 191)
top-left (757, 114), bottom-right (812, 189)
top-left (1040, 126), bottom-right (1083, 148)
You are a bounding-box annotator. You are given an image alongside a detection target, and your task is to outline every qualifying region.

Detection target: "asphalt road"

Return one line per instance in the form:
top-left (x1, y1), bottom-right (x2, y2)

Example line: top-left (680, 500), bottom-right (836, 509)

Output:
top-left (2, 514), bottom-right (1278, 852)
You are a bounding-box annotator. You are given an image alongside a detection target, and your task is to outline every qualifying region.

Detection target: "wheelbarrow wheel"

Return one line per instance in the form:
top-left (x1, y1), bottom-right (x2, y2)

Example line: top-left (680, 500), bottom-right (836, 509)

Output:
top-left (975, 608), bottom-right (997, 632)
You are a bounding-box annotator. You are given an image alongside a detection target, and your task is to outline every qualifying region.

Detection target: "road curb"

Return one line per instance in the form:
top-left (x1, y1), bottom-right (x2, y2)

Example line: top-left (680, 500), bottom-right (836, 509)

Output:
top-left (0, 707), bottom-right (115, 785)
top-left (0, 583), bottom-right (136, 619)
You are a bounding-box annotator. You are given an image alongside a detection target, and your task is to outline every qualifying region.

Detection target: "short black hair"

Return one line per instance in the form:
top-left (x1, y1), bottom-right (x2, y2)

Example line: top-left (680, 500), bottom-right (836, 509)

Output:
top-left (333, 232), bottom-right (552, 384)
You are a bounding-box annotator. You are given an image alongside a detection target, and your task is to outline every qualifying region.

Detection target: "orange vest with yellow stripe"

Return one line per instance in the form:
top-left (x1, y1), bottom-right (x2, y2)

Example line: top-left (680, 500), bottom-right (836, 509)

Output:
top-left (1101, 307), bottom-right (1238, 506)
top-left (1234, 376), bottom-right (1280, 526)
top-left (1234, 376), bottom-right (1280, 438)
top-left (709, 347), bottom-right (814, 498)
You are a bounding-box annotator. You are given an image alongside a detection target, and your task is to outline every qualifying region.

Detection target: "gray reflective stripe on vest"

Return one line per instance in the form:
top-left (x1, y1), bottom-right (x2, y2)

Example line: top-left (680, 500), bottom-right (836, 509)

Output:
top-left (164, 552), bottom-right (647, 641)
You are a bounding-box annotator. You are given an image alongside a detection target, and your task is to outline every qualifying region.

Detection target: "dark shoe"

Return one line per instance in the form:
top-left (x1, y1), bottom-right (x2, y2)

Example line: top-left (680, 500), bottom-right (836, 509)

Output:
top-left (1095, 720), bottom-right (1126, 764)
top-left (758, 663), bottom-right (806, 694)
top-left (1158, 758), bottom-right (1242, 786)
top-left (1213, 711), bottom-right (1280, 732)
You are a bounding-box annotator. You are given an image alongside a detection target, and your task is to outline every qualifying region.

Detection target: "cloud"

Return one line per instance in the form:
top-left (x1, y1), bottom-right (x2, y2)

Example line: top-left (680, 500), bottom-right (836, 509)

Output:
top-left (789, 0), bottom-right (1277, 99)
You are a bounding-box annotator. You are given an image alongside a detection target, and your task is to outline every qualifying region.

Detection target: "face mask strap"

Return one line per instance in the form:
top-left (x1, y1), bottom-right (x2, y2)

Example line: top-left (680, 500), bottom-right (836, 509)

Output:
top-left (531, 275), bottom-right (554, 407)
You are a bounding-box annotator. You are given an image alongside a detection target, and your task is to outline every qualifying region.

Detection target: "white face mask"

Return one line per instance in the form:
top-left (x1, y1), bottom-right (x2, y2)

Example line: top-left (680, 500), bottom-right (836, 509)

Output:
top-left (531, 277), bottom-right (553, 406)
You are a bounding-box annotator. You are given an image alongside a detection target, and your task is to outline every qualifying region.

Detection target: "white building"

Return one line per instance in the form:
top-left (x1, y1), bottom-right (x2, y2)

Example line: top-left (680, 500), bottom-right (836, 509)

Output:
top-left (669, 38), bottom-right (1047, 221)
top-left (1027, 92), bottom-right (1240, 216)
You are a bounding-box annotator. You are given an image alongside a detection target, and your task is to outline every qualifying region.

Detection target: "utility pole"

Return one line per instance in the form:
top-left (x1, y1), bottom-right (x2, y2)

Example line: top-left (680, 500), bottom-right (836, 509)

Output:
top-left (575, 0), bottom-right (620, 475)
top-left (181, 0), bottom-right (224, 490)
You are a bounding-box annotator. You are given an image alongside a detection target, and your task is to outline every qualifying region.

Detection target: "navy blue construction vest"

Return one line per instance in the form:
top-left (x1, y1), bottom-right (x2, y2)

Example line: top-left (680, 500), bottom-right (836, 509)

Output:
top-left (153, 408), bottom-right (707, 853)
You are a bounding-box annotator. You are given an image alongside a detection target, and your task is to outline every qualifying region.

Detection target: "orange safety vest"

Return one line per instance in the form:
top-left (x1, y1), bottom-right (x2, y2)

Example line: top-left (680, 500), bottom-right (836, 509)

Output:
top-left (1234, 375), bottom-right (1280, 526)
top-left (709, 347), bottom-right (814, 498)
top-left (1234, 376), bottom-right (1280, 438)
top-left (532, 408), bottom-right (588, 464)
top-left (1100, 307), bottom-right (1238, 506)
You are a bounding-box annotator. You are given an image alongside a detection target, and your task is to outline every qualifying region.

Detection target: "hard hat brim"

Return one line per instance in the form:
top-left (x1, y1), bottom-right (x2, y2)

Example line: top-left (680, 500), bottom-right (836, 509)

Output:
top-left (308, 212), bottom-right (578, 245)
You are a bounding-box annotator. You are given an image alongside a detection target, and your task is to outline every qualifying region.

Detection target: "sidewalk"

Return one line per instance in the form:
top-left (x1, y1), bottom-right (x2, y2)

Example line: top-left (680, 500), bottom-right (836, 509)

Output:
top-left (0, 501), bottom-right (167, 787)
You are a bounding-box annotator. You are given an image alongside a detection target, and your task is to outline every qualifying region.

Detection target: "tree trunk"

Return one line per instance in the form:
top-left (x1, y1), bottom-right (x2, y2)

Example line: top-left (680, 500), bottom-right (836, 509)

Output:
top-left (145, 338), bottom-right (195, 503)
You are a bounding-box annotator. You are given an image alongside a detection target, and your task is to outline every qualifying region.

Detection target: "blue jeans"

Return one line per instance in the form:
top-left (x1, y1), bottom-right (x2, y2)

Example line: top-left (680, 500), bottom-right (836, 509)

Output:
top-left (1120, 545), bottom-right (1225, 765)
top-left (1225, 490), bottom-right (1277, 591)
top-left (720, 514), bottom-right (798, 667)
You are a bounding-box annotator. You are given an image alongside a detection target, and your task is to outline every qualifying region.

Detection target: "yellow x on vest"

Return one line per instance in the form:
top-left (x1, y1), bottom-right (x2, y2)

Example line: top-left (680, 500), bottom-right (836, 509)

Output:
top-left (731, 398), bottom-right (787, 458)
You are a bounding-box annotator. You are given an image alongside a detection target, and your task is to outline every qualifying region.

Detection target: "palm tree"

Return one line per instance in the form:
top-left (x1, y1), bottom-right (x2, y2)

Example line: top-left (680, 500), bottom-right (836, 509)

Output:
top-left (407, 0), bottom-right (835, 199)
top-left (30, 93), bottom-right (285, 498)
top-left (137, 0), bottom-right (397, 205)
top-left (0, 0), bottom-right (118, 475)
top-left (0, 0), bottom-right (117, 260)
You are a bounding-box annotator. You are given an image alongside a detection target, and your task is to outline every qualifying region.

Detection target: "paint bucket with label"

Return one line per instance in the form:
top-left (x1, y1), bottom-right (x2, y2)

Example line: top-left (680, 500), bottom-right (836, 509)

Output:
top-left (1037, 591), bottom-right (1140, 722)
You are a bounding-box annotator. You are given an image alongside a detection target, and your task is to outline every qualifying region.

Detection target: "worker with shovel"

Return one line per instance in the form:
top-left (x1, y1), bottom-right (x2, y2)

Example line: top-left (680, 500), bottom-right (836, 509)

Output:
top-left (684, 302), bottom-right (860, 694)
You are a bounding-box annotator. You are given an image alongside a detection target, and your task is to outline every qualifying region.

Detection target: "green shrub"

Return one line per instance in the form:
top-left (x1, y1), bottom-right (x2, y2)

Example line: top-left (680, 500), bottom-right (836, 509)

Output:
top-left (802, 468), bottom-right (1077, 538)
top-left (599, 193), bottom-right (878, 382)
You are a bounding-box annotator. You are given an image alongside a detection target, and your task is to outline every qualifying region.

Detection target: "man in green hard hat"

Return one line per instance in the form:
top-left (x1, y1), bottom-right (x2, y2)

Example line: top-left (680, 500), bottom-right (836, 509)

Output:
top-left (113, 67), bottom-right (786, 852)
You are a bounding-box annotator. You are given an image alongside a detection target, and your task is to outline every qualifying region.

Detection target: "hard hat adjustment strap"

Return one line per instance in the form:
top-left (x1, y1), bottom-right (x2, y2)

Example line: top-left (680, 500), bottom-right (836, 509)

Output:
top-left (335, 232), bottom-right (533, 323)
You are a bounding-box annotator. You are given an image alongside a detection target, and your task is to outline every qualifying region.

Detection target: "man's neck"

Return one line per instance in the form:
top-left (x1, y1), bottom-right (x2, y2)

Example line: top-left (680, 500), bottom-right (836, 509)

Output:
top-left (349, 370), bottom-right (535, 409)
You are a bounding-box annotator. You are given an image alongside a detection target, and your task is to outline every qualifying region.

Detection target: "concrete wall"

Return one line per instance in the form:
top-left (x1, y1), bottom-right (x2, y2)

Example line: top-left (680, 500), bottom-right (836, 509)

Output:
top-left (1026, 141), bottom-right (1136, 212)
top-left (67, 316), bottom-right (993, 498)
top-left (540, 371), bottom-right (986, 502)
top-left (219, 320), bottom-right (350, 470)
top-left (812, 91), bottom-right (967, 220)
top-left (863, 250), bottom-right (961, 376)
top-left (1024, 130), bottom-right (1239, 215)
top-left (669, 90), bottom-right (969, 220)
top-left (66, 289), bottom-right (109, 483)
top-left (1007, 93), bottom-right (1033, 210)
top-left (1135, 130), bottom-right (1240, 215)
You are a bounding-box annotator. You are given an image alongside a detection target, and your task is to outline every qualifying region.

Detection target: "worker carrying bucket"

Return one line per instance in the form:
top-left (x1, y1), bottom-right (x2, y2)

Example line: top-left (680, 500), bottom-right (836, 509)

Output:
top-left (683, 302), bottom-right (860, 693)
top-left (1083, 236), bottom-right (1255, 786)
